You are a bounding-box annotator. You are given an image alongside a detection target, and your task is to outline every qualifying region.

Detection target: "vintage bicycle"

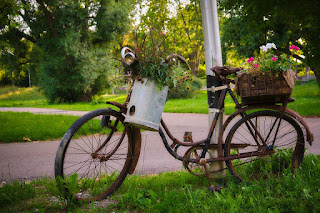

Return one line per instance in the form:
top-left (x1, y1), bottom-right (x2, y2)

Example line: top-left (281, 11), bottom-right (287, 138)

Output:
top-left (54, 49), bottom-right (313, 201)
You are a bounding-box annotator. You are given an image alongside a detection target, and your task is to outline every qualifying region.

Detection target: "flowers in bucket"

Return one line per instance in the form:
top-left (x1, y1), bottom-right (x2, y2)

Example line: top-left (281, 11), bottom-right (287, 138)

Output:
top-left (122, 27), bottom-right (191, 90)
top-left (244, 43), bottom-right (299, 77)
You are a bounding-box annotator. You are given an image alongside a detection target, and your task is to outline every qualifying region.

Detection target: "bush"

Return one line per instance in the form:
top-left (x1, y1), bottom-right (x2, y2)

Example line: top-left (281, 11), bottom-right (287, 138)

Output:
top-left (297, 70), bottom-right (314, 77)
top-left (168, 77), bottom-right (203, 99)
top-left (197, 64), bottom-right (206, 79)
top-left (39, 43), bottom-right (114, 102)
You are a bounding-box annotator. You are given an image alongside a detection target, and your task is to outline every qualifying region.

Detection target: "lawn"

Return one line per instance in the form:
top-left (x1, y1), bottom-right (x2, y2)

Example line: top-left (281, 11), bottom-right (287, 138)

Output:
top-left (0, 111), bottom-right (81, 143)
top-left (0, 80), bottom-right (319, 116)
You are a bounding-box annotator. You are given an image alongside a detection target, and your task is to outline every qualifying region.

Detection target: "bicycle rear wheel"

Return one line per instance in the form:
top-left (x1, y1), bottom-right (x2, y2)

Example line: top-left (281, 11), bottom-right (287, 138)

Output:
top-left (55, 109), bottom-right (135, 201)
top-left (224, 110), bottom-right (305, 181)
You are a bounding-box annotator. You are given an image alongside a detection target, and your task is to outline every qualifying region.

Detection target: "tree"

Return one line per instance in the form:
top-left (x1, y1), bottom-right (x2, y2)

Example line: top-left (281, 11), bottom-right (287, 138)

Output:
top-left (0, 0), bottom-right (133, 101)
top-left (135, 0), bottom-right (204, 76)
top-left (167, 0), bottom-right (204, 75)
top-left (219, 0), bottom-right (320, 89)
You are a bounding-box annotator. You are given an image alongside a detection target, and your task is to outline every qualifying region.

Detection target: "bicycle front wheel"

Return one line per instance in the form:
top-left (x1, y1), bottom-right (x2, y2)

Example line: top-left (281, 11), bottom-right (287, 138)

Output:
top-left (55, 109), bottom-right (135, 201)
top-left (225, 110), bottom-right (305, 181)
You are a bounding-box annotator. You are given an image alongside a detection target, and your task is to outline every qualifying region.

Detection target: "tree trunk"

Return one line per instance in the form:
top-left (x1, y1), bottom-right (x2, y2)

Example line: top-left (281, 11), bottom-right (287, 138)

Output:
top-left (311, 67), bottom-right (320, 92)
top-left (189, 49), bottom-right (200, 76)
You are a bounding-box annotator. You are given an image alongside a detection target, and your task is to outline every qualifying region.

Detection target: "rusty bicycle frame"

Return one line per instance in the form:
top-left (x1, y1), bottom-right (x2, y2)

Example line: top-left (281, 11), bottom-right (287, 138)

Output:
top-left (107, 72), bottom-right (314, 191)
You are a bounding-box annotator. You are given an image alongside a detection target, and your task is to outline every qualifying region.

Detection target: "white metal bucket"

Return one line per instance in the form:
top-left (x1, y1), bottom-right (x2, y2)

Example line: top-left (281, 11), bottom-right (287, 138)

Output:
top-left (124, 79), bottom-right (168, 131)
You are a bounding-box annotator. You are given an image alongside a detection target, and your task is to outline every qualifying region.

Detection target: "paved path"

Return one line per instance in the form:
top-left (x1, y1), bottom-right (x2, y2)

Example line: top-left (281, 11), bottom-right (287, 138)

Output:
top-left (0, 107), bottom-right (319, 183)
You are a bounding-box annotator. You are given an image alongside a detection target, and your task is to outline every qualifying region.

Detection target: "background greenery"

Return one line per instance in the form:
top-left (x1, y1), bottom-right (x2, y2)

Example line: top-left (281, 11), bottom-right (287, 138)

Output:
top-left (219, 0), bottom-right (320, 89)
top-left (2, 0), bottom-right (319, 103)
top-left (0, 0), bottom-right (132, 102)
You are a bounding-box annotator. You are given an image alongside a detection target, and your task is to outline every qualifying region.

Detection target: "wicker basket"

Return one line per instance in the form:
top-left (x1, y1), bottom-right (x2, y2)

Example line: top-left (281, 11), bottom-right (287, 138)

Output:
top-left (236, 73), bottom-right (292, 105)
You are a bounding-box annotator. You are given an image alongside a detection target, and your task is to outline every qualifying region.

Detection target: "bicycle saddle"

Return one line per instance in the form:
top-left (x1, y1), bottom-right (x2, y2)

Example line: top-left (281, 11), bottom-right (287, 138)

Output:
top-left (210, 66), bottom-right (241, 78)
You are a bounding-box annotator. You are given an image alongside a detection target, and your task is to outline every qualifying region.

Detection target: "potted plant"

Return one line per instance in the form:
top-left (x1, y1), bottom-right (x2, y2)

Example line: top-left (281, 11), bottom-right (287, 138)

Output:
top-left (121, 28), bottom-right (191, 131)
top-left (236, 43), bottom-right (299, 104)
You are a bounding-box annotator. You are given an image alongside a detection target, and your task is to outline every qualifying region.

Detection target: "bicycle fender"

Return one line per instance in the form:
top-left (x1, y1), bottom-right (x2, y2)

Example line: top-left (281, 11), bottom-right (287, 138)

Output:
top-left (282, 107), bottom-right (314, 145)
top-left (128, 126), bottom-right (141, 174)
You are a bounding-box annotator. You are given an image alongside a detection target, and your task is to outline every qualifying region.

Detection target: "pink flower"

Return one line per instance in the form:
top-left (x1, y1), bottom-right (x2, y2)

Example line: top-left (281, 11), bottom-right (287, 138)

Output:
top-left (271, 57), bottom-right (277, 61)
top-left (162, 32), bottom-right (166, 35)
top-left (274, 55), bottom-right (278, 57)
top-left (254, 64), bottom-right (259, 68)
top-left (247, 57), bottom-right (254, 63)
top-left (289, 45), bottom-right (300, 51)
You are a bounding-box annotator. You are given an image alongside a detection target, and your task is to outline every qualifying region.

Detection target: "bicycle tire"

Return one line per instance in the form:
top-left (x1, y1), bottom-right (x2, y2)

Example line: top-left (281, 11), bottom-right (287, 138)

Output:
top-left (224, 110), bottom-right (305, 181)
top-left (54, 109), bottom-right (135, 201)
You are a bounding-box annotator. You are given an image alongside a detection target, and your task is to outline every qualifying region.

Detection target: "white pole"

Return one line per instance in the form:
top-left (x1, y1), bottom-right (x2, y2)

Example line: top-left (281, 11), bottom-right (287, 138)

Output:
top-left (200, 0), bottom-right (223, 72)
top-left (200, 0), bottom-right (225, 177)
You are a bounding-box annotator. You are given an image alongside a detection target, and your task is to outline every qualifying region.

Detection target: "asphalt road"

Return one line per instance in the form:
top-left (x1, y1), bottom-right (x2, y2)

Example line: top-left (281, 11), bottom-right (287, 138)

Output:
top-left (0, 107), bottom-right (319, 183)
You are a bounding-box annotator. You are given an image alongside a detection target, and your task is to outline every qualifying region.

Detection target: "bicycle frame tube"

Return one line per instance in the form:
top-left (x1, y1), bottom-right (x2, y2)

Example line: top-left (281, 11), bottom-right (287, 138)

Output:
top-left (160, 87), bottom-right (229, 148)
top-left (159, 86), bottom-right (230, 161)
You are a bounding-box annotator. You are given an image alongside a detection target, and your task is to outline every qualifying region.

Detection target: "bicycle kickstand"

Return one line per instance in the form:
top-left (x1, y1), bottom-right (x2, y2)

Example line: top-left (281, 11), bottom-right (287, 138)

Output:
top-left (199, 158), bottom-right (222, 192)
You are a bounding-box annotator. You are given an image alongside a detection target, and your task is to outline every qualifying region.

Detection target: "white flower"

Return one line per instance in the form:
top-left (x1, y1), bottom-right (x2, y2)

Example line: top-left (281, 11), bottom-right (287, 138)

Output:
top-left (260, 45), bottom-right (268, 52)
top-left (266, 43), bottom-right (277, 50)
top-left (260, 43), bottom-right (277, 52)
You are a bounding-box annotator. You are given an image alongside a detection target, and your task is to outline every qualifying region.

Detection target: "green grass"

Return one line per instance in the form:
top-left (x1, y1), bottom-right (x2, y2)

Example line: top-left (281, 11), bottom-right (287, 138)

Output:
top-left (1, 80), bottom-right (319, 116)
top-left (1, 154), bottom-right (319, 212)
top-left (287, 80), bottom-right (320, 116)
top-left (164, 90), bottom-right (238, 115)
top-left (0, 112), bottom-right (81, 143)
top-left (0, 86), bottom-right (47, 107)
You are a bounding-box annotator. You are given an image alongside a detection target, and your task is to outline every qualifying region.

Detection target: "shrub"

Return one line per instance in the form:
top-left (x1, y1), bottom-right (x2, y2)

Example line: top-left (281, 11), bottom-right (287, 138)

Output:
top-left (197, 64), bottom-right (206, 79)
top-left (168, 77), bottom-right (203, 99)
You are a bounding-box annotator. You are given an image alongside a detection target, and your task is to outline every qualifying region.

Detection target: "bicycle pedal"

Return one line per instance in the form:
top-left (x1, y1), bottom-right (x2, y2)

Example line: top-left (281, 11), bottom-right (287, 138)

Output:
top-left (184, 132), bottom-right (193, 142)
top-left (208, 186), bottom-right (216, 192)
top-left (208, 185), bottom-right (222, 193)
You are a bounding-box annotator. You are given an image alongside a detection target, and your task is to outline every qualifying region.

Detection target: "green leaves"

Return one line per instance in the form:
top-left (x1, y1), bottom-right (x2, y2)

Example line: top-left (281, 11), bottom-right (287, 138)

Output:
top-left (220, 0), bottom-right (320, 85)
top-left (1, 0), bottom-right (132, 102)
